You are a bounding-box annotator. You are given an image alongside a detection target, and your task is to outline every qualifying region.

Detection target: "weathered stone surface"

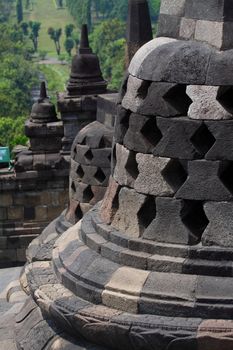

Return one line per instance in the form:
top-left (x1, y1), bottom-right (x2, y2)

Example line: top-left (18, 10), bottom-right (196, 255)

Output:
top-left (179, 17), bottom-right (196, 39)
top-left (135, 154), bottom-right (179, 196)
top-left (198, 320), bottom-right (233, 350)
top-left (205, 120), bottom-right (233, 160)
top-left (176, 160), bottom-right (233, 201)
top-left (113, 144), bottom-right (137, 188)
top-left (155, 117), bottom-right (207, 159)
top-left (202, 202), bottom-right (233, 247)
top-left (143, 197), bottom-right (204, 245)
top-left (206, 49), bottom-right (233, 86)
top-left (157, 14), bottom-right (182, 38)
top-left (160, 0), bottom-right (186, 16)
top-left (187, 86), bottom-right (233, 120)
top-left (129, 37), bottom-right (177, 78)
top-left (103, 266), bottom-right (149, 313)
top-left (122, 78), bottom-right (191, 117)
top-left (195, 20), bottom-right (223, 49)
top-left (76, 121), bottom-right (112, 149)
top-left (112, 187), bottom-right (147, 238)
top-left (140, 271), bottom-right (196, 313)
top-left (101, 177), bottom-right (120, 225)
top-left (124, 114), bottom-right (162, 154)
top-left (129, 39), bottom-right (213, 84)
top-left (185, 0), bottom-right (233, 22)
top-left (114, 107), bottom-right (130, 145)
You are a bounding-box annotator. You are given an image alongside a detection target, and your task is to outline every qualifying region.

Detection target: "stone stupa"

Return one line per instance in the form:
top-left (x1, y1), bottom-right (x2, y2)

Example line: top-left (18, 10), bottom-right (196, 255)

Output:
top-left (3, 0), bottom-right (233, 349)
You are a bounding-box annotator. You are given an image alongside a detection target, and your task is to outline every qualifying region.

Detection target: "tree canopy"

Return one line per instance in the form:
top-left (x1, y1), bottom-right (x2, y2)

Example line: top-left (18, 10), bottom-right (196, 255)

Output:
top-left (66, 0), bottom-right (161, 28)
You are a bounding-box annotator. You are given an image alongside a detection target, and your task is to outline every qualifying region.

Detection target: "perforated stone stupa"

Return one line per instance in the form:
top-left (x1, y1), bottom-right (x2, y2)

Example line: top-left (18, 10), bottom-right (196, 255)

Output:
top-left (2, 0), bottom-right (233, 349)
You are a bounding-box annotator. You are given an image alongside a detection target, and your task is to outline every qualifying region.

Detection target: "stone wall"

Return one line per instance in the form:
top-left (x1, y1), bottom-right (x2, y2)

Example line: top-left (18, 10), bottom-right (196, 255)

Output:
top-left (0, 171), bottom-right (69, 266)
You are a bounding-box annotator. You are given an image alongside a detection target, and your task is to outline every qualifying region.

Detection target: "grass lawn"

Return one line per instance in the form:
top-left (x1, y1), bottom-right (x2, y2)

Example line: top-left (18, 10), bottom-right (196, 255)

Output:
top-left (24, 0), bottom-right (77, 57)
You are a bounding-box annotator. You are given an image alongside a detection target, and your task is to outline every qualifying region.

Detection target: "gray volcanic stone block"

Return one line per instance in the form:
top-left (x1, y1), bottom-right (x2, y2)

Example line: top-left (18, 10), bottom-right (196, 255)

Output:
top-left (194, 20), bottom-right (225, 49)
top-left (206, 49), bottom-right (233, 86)
top-left (187, 86), bottom-right (233, 120)
top-left (143, 197), bottom-right (203, 245)
top-left (76, 121), bottom-right (112, 149)
top-left (129, 37), bottom-right (177, 78)
top-left (123, 77), bottom-right (191, 117)
top-left (176, 160), bottom-right (233, 201)
top-left (154, 117), bottom-right (206, 159)
top-left (157, 14), bottom-right (182, 38)
top-left (141, 271), bottom-right (197, 307)
top-left (121, 75), bottom-right (148, 112)
top-left (112, 187), bottom-right (147, 238)
top-left (179, 17), bottom-right (196, 40)
top-left (205, 120), bottom-right (233, 160)
top-left (75, 146), bottom-right (111, 168)
top-left (124, 114), bottom-right (162, 154)
top-left (81, 165), bottom-right (110, 187)
top-left (185, 0), bottom-right (233, 21)
top-left (135, 154), bottom-right (183, 196)
top-left (114, 106), bottom-right (130, 144)
top-left (202, 202), bottom-right (233, 247)
top-left (113, 144), bottom-right (138, 187)
top-left (160, 0), bottom-right (186, 16)
top-left (103, 266), bottom-right (149, 313)
top-left (130, 40), bottom-right (213, 84)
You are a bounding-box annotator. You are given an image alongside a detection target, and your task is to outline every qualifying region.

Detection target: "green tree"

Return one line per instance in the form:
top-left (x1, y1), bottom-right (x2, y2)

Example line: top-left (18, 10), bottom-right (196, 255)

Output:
top-left (29, 21), bottom-right (41, 52)
top-left (48, 27), bottom-right (62, 55)
top-left (25, 0), bottom-right (30, 10)
top-left (16, 0), bottom-right (23, 23)
top-left (21, 22), bottom-right (29, 35)
top-left (64, 37), bottom-right (74, 56)
top-left (0, 0), bottom-right (14, 23)
top-left (0, 24), bottom-right (38, 118)
top-left (57, 0), bottom-right (63, 7)
top-left (90, 19), bottom-right (126, 90)
top-left (0, 117), bottom-right (28, 149)
top-left (65, 24), bottom-right (75, 38)
top-left (66, 0), bottom-right (92, 29)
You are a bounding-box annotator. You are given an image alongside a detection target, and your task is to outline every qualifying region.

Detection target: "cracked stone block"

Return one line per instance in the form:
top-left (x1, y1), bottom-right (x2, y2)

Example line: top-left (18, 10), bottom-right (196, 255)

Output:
top-left (101, 176), bottom-right (121, 225)
top-left (187, 86), bottom-right (233, 120)
top-left (205, 120), bottom-right (233, 160)
top-left (124, 114), bottom-right (162, 154)
top-left (112, 187), bottom-right (147, 238)
top-left (202, 202), bottom-right (233, 247)
top-left (176, 160), bottom-right (233, 201)
top-left (122, 77), bottom-right (191, 117)
top-left (155, 117), bottom-right (207, 159)
top-left (135, 154), bottom-right (184, 196)
top-left (143, 197), bottom-right (207, 245)
top-left (113, 144), bottom-right (138, 188)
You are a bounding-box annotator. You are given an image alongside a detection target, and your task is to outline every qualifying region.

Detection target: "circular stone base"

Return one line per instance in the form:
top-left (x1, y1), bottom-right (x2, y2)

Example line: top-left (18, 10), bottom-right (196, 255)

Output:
top-left (17, 205), bottom-right (233, 350)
